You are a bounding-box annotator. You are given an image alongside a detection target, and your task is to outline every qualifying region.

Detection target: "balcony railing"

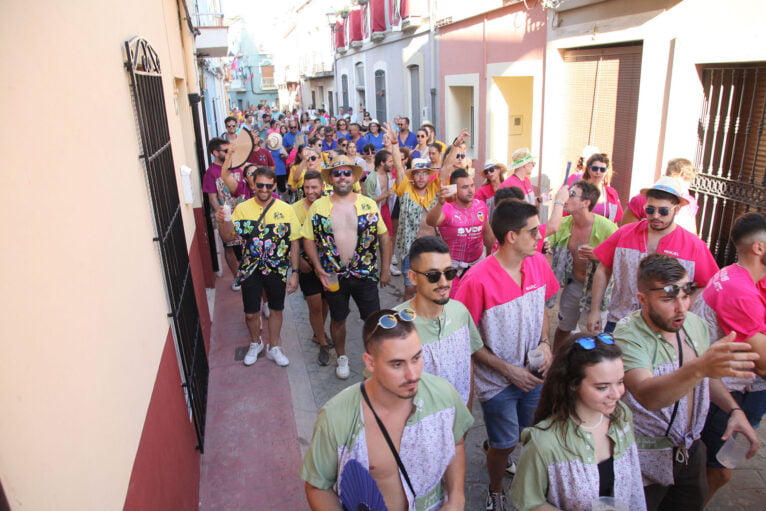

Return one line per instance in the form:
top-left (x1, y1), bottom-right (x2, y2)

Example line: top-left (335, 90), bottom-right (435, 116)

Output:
top-left (191, 12), bottom-right (224, 28)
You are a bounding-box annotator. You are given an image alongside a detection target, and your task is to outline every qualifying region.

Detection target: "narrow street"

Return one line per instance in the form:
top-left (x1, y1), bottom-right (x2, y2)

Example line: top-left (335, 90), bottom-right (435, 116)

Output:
top-left (199, 272), bottom-right (766, 510)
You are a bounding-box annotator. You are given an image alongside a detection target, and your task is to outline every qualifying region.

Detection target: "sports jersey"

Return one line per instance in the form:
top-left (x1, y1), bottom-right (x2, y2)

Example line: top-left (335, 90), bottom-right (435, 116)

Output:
top-left (511, 403), bottom-right (646, 511)
top-left (593, 221), bottom-right (718, 323)
top-left (692, 264), bottom-right (766, 392)
top-left (614, 311), bottom-right (710, 486)
top-left (456, 253), bottom-right (560, 401)
top-left (247, 147), bottom-right (275, 168)
top-left (439, 199), bottom-right (488, 264)
top-left (500, 174), bottom-right (535, 205)
top-left (394, 299), bottom-right (483, 404)
top-left (232, 198), bottom-right (302, 283)
top-left (300, 374), bottom-right (474, 511)
top-left (301, 194), bottom-right (388, 280)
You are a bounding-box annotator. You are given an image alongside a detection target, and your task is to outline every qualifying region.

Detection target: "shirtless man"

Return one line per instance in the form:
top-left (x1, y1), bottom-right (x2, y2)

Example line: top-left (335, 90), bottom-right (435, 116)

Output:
top-left (300, 309), bottom-right (473, 510)
top-left (546, 180), bottom-right (617, 343)
top-left (303, 156), bottom-right (392, 379)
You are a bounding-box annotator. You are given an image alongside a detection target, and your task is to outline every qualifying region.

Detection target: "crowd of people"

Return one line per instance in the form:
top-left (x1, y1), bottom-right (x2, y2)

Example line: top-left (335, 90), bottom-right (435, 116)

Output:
top-left (202, 108), bottom-right (765, 511)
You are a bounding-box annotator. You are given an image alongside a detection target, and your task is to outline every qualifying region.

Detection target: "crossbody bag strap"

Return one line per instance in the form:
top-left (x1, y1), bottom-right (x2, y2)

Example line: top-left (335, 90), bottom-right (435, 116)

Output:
top-left (360, 383), bottom-right (416, 498)
top-left (664, 330), bottom-right (685, 437)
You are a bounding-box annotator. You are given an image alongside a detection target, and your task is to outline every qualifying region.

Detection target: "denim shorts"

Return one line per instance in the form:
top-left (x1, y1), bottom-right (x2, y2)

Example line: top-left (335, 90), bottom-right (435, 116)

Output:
top-left (480, 383), bottom-right (542, 450)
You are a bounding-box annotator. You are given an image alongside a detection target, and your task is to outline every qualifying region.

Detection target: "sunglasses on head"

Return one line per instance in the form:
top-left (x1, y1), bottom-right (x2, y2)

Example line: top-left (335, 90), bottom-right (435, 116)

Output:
top-left (331, 169), bottom-right (353, 177)
top-left (255, 182), bottom-right (274, 190)
top-left (412, 267), bottom-right (459, 283)
top-left (645, 206), bottom-right (673, 216)
top-left (575, 333), bottom-right (615, 350)
top-left (367, 308), bottom-right (417, 340)
top-left (589, 165), bottom-right (608, 173)
top-left (649, 282), bottom-right (697, 297)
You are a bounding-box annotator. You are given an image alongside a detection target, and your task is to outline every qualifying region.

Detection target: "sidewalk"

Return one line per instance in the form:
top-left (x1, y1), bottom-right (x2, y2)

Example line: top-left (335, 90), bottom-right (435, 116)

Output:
top-left (199, 273), bottom-right (766, 510)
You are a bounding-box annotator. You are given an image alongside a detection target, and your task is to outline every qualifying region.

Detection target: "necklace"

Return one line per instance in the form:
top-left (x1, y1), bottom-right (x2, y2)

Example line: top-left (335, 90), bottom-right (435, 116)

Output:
top-left (579, 413), bottom-right (605, 430)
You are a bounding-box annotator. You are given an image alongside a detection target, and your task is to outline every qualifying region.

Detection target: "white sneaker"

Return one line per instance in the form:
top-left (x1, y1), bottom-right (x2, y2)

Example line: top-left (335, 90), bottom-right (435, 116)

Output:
top-left (261, 300), bottom-right (270, 318)
top-left (389, 264), bottom-right (402, 276)
top-left (336, 355), bottom-right (350, 379)
top-left (231, 281), bottom-right (241, 291)
top-left (266, 345), bottom-right (289, 367)
top-left (392, 253), bottom-right (399, 265)
top-left (243, 341), bottom-right (263, 366)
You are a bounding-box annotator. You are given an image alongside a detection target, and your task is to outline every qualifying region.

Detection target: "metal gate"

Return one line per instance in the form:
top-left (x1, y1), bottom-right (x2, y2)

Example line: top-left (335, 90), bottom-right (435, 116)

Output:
top-left (692, 64), bottom-right (766, 267)
top-left (124, 37), bottom-right (209, 451)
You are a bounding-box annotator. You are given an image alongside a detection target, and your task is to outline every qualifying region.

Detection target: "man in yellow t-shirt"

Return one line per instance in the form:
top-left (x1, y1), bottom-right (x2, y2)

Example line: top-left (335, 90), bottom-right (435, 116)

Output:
top-left (216, 166), bottom-right (302, 368)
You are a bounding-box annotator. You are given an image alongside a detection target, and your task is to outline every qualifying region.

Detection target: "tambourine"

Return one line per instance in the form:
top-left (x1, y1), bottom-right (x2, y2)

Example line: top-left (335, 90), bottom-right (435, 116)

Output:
top-left (229, 129), bottom-right (254, 169)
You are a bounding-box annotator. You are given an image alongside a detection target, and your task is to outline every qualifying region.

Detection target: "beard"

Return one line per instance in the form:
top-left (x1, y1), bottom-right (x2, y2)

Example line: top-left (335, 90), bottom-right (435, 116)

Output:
top-left (647, 307), bottom-right (684, 332)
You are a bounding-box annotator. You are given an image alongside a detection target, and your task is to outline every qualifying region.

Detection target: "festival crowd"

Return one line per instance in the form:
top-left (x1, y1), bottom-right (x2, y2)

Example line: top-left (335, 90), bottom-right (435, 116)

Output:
top-left (202, 105), bottom-right (766, 511)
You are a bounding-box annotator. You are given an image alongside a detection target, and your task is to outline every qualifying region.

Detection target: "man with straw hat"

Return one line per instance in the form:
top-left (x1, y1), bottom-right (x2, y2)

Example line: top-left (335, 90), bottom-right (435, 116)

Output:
top-left (302, 155), bottom-right (393, 379)
top-left (501, 148), bottom-right (537, 205)
top-left (388, 129), bottom-right (450, 299)
top-left (587, 176), bottom-right (719, 334)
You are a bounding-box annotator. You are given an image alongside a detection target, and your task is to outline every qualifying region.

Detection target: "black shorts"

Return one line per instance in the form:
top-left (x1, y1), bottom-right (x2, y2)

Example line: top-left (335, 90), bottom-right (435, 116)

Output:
top-left (276, 174), bottom-right (287, 193)
top-left (325, 276), bottom-right (380, 322)
top-left (299, 271), bottom-right (324, 297)
top-left (391, 197), bottom-right (400, 220)
top-left (241, 271), bottom-right (286, 314)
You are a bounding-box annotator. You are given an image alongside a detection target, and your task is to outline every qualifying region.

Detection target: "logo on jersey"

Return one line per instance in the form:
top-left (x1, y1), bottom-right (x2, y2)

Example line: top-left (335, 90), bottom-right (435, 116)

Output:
top-left (477, 211), bottom-right (485, 222)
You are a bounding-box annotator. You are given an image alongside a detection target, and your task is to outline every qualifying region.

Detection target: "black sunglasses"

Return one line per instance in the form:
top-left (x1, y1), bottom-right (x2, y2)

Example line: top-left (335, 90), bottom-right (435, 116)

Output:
top-left (309, 155), bottom-right (319, 161)
top-left (331, 169), bottom-right (353, 177)
top-left (411, 268), bottom-right (459, 283)
top-left (456, 154), bottom-right (466, 159)
top-left (226, 124), bottom-right (236, 128)
top-left (589, 165), bottom-right (608, 173)
top-left (484, 167), bottom-right (496, 174)
top-left (364, 149), bottom-right (375, 155)
top-left (575, 333), bottom-right (615, 350)
top-left (645, 206), bottom-right (673, 217)
top-left (649, 282), bottom-right (697, 297)
top-left (255, 182), bottom-right (275, 190)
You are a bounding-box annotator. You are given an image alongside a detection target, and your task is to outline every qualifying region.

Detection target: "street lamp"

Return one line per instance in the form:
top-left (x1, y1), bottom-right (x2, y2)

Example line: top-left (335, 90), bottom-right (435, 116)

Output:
top-left (325, 10), bottom-right (337, 31)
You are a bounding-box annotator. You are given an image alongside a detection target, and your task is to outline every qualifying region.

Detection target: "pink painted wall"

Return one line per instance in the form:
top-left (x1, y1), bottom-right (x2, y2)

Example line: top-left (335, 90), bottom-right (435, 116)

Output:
top-left (438, 2), bottom-right (547, 164)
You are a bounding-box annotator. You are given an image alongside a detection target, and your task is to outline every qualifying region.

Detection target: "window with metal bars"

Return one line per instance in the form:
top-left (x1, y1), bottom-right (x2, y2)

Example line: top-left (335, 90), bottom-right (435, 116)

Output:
top-left (123, 37), bottom-right (209, 451)
top-left (692, 63), bottom-right (766, 266)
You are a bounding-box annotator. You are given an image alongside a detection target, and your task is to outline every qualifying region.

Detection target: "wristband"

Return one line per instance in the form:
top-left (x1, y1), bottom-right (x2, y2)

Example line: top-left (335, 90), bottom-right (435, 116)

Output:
top-left (539, 339), bottom-right (551, 348)
top-left (554, 201), bottom-right (565, 207)
top-left (728, 407), bottom-right (744, 416)
top-left (292, 268), bottom-right (300, 273)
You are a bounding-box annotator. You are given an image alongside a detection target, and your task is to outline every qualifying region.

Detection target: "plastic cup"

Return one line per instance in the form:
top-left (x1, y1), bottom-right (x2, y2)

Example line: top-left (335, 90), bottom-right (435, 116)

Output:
top-left (443, 184), bottom-right (457, 197)
top-left (592, 496), bottom-right (628, 511)
top-left (578, 244), bottom-right (591, 260)
top-left (716, 432), bottom-right (750, 469)
top-left (527, 347), bottom-right (545, 379)
top-left (325, 272), bottom-right (340, 292)
top-left (222, 203), bottom-right (232, 222)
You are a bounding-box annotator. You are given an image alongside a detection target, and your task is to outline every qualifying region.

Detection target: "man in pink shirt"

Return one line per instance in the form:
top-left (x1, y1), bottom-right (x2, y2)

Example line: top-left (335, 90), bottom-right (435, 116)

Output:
top-left (426, 168), bottom-right (493, 298)
top-left (455, 199), bottom-right (559, 510)
top-left (587, 177), bottom-right (718, 333)
top-left (692, 212), bottom-right (766, 501)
